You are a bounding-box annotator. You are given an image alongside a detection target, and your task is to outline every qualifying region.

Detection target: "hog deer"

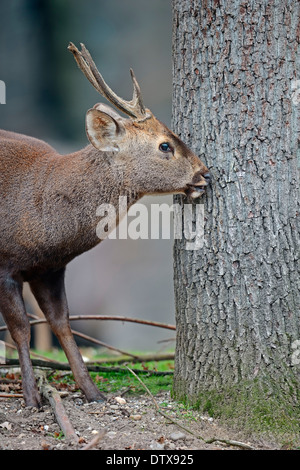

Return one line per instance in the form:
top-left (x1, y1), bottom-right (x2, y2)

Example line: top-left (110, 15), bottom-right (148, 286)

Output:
top-left (0, 43), bottom-right (211, 407)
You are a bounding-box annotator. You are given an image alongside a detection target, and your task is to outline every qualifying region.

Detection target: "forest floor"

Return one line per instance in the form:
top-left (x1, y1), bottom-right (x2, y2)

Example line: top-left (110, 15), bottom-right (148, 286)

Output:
top-left (0, 352), bottom-right (292, 451)
top-left (0, 390), bottom-right (281, 451)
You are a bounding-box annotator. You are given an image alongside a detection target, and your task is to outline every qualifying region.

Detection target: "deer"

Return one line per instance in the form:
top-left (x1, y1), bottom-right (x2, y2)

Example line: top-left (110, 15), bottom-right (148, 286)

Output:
top-left (0, 43), bottom-right (211, 407)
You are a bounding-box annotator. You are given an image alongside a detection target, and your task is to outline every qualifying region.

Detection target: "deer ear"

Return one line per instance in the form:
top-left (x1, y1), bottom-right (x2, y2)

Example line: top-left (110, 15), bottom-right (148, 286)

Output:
top-left (85, 108), bottom-right (125, 152)
top-left (92, 103), bottom-right (126, 123)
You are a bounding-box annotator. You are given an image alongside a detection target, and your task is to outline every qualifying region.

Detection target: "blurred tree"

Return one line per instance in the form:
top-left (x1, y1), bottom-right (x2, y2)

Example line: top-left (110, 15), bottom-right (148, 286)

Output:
top-left (172, 0), bottom-right (300, 438)
top-left (0, 0), bottom-right (172, 144)
top-left (0, 0), bottom-right (68, 139)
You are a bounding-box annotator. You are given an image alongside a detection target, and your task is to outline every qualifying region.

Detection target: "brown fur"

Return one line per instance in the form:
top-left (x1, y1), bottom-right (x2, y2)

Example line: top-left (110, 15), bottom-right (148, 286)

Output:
top-left (0, 87), bottom-right (209, 407)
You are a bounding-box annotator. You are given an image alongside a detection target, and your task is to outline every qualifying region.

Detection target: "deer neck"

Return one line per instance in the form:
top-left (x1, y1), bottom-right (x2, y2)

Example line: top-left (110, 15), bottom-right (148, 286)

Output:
top-left (43, 145), bottom-right (141, 257)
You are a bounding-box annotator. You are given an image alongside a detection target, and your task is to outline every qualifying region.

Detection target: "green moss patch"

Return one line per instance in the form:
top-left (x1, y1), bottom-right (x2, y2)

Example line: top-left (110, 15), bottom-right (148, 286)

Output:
top-left (172, 375), bottom-right (300, 446)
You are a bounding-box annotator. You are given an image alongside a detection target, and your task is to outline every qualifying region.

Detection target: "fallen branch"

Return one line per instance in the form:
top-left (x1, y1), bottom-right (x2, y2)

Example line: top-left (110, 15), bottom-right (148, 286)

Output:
top-left (0, 314), bottom-right (175, 333)
top-left (29, 315), bottom-right (176, 331)
top-left (1, 358), bottom-right (173, 376)
top-left (29, 313), bottom-right (142, 359)
top-left (0, 340), bottom-right (66, 364)
top-left (2, 328), bottom-right (138, 361)
top-left (0, 313), bottom-right (175, 360)
top-left (35, 370), bottom-right (79, 445)
top-left (125, 366), bottom-right (256, 451)
top-left (0, 393), bottom-right (23, 399)
top-left (84, 364), bottom-right (173, 376)
top-left (86, 352), bottom-right (175, 364)
top-left (70, 329), bottom-right (138, 359)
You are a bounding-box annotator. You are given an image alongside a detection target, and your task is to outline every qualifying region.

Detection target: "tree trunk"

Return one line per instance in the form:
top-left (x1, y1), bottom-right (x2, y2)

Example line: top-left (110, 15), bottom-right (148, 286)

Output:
top-left (172, 0), bottom-right (300, 439)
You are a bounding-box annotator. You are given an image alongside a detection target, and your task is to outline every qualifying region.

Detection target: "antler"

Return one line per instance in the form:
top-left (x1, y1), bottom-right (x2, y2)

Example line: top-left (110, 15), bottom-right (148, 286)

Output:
top-left (68, 42), bottom-right (149, 121)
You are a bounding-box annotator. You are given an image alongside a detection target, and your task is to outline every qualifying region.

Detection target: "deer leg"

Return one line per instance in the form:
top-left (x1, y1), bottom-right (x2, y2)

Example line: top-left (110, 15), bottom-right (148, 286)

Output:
top-left (0, 274), bottom-right (42, 407)
top-left (29, 268), bottom-right (106, 402)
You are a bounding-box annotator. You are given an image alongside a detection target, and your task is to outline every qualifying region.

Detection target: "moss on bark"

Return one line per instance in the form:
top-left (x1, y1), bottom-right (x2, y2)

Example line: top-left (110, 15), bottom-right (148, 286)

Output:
top-left (172, 373), bottom-right (300, 445)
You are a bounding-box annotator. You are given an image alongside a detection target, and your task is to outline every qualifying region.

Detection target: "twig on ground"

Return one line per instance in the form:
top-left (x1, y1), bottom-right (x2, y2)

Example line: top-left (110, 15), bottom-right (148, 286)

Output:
top-left (70, 329), bottom-right (139, 359)
top-left (0, 393), bottom-right (23, 399)
top-left (120, 386), bottom-right (134, 398)
top-left (28, 315), bottom-right (176, 331)
top-left (0, 340), bottom-right (65, 364)
top-left (125, 366), bottom-right (256, 451)
top-left (84, 364), bottom-right (173, 376)
top-left (92, 352), bottom-right (174, 364)
top-left (1, 358), bottom-right (173, 376)
top-left (35, 369), bottom-right (79, 445)
top-left (80, 430), bottom-right (106, 450)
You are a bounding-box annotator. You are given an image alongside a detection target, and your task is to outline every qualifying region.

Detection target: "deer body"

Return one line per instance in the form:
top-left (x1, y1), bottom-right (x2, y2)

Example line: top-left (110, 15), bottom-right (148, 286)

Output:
top-left (0, 44), bottom-right (210, 407)
top-left (0, 129), bottom-right (130, 277)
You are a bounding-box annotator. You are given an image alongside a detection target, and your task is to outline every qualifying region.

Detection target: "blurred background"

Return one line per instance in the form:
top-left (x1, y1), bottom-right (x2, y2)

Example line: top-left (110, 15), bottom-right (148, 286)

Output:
top-left (0, 0), bottom-right (175, 353)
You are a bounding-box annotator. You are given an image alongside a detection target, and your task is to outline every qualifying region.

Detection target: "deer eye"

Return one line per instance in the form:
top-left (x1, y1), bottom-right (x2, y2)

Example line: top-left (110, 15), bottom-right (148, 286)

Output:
top-left (159, 142), bottom-right (173, 153)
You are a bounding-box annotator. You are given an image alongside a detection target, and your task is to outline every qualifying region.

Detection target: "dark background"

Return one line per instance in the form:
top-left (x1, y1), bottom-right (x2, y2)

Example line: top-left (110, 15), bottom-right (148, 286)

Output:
top-left (0, 0), bottom-right (175, 352)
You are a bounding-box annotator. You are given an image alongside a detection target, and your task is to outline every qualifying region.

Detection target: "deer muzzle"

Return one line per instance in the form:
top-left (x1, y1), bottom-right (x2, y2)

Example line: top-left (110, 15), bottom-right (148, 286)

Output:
top-left (185, 172), bottom-right (211, 199)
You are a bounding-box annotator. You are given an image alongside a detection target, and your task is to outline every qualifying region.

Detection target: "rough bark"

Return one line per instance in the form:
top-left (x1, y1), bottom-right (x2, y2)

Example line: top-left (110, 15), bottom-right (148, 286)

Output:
top-left (172, 0), bottom-right (300, 437)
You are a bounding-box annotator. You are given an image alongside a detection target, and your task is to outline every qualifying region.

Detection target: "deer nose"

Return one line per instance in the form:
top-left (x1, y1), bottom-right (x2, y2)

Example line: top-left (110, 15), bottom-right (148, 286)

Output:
top-left (203, 172), bottom-right (212, 184)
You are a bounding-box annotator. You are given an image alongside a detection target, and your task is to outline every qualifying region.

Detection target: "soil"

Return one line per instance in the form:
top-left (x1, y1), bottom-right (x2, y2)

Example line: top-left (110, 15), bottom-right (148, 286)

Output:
top-left (0, 385), bottom-right (280, 451)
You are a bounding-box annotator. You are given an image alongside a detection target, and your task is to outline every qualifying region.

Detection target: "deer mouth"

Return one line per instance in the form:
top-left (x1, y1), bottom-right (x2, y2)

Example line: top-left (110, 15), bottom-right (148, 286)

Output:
top-left (185, 185), bottom-right (206, 199)
top-left (185, 172), bottom-right (211, 199)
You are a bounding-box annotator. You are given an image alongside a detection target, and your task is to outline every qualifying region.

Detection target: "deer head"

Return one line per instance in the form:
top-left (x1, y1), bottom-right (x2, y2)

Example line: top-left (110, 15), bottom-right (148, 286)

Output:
top-left (68, 43), bottom-right (211, 199)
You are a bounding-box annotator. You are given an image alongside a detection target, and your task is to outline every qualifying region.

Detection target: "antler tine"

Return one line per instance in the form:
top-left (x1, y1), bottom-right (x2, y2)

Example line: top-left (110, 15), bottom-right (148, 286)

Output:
top-left (68, 44), bottom-right (103, 109)
top-left (68, 42), bottom-right (147, 120)
top-left (130, 68), bottom-right (145, 115)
